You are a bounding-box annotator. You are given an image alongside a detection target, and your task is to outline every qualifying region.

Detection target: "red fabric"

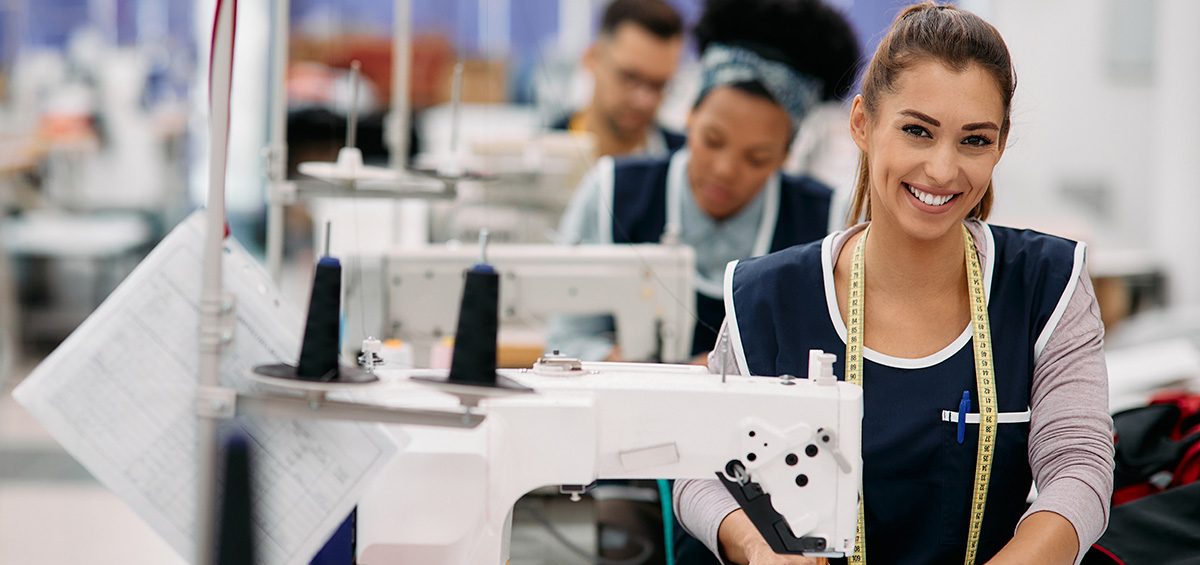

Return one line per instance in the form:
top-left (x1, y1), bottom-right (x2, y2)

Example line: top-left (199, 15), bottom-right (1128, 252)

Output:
top-left (1153, 391), bottom-right (1200, 488)
top-left (1171, 423), bottom-right (1200, 487)
top-left (1113, 483), bottom-right (1159, 507)
top-left (1112, 392), bottom-right (1200, 506)
top-left (1174, 443), bottom-right (1200, 486)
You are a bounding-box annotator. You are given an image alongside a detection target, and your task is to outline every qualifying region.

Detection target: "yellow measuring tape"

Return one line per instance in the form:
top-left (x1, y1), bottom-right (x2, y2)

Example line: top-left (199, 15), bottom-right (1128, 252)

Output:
top-left (845, 224), bottom-right (997, 565)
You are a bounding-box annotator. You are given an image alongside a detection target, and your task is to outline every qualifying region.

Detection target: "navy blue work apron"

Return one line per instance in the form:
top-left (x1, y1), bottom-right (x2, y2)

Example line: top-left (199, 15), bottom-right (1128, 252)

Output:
top-left (724, 223), bottom-right (1083, 563)
top-left (604, 150), bottom-right (832, 356)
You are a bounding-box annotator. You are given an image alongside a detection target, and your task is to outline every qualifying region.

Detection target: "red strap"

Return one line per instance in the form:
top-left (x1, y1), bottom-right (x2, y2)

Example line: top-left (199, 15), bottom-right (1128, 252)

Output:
top-left (1171, 433), bottom-right (1200, 488)
top-left (1089, 543), bottom-right (1126, 565)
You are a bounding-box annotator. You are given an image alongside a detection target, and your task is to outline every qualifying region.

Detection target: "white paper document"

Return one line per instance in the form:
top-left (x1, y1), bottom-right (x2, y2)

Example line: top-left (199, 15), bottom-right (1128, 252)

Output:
top-left (14, 212), bottom-right (399, 565)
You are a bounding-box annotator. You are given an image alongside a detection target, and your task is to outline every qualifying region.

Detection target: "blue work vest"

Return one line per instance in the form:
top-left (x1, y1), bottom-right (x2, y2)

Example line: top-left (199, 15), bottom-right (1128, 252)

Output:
top-left (606, 152), bottom-right (832, 355)
top-left (724, 222), bottom-right (1084, 563)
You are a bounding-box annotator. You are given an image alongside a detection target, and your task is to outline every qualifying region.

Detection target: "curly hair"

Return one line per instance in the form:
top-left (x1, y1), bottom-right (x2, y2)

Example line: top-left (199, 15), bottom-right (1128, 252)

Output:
top-left (693, 0), bottom-right (862, 101)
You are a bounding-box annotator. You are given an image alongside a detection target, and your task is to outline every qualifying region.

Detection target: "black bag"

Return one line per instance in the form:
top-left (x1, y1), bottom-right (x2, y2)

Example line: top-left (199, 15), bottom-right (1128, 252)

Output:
top-left (1082, 482), bottom-right (1200, 565)
top-left (1082, 393), bottom-right (1200, 564)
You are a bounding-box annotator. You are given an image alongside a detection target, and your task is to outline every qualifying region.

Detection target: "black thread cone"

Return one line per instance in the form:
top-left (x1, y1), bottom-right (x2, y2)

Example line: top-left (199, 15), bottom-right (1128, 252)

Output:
top-left (447, 265), bottom-right (499, 386)
top-left (216, 433), bottom-right (256, 565)
top-left (297, 257), bottom-right (341, 380)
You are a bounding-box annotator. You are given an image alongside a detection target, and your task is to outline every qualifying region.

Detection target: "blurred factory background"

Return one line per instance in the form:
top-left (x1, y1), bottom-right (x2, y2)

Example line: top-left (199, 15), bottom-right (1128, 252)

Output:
top-left (1, 0), bottom-right (1198, 563)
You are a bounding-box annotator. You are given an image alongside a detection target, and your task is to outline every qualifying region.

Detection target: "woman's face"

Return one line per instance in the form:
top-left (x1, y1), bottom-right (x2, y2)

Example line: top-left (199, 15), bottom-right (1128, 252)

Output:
top-left (850, 59), bottom-right (1006, 241)
top-left (686, 86), bottom-right (791, 221)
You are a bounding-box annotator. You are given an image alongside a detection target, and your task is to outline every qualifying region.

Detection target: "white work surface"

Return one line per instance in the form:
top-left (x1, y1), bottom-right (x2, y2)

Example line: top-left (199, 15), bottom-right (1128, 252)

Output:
top-left (2, 210), bottom-right (151, 258)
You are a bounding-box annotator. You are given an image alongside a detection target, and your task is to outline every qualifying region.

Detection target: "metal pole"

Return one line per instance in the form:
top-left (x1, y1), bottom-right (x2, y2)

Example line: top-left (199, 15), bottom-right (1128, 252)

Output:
top-left (265, 0), bottom-right (290, 282)
top-left (237, 394), bottom-right (486, 428)
top-left (449, 61), bottom-right (464, 156)
top-left (324, 220), bottom-right (332, 257)
top-left (198, 1), bottom-right (237, 563)
top-left (389, 0), bottom-right (411, 170)
top-left (391, 0), bottom-right (430, 247)
top-left (347, 60), bottom-right (361, 149)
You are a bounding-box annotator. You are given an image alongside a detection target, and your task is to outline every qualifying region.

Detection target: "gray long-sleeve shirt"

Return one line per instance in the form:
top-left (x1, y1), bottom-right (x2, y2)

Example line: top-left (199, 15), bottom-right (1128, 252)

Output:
top-left (674, 222), bottom-right (1115, 564)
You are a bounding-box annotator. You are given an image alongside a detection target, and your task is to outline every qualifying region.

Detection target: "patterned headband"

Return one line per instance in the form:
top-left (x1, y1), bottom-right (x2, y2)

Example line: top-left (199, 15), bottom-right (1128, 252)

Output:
top-left (698, 43), bottom-right (823, 134)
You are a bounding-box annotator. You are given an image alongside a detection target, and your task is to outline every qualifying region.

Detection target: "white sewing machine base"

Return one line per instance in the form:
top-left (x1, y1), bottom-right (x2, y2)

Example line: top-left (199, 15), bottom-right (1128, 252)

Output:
top-left (353, 360), bottom-right (862, 564)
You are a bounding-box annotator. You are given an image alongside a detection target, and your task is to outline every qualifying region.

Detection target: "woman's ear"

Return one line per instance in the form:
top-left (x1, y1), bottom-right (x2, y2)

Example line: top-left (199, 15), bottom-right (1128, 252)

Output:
top-left (849, 95), bottom-right (870, 153)
top-left (582, 43), bottom-right (598, 75)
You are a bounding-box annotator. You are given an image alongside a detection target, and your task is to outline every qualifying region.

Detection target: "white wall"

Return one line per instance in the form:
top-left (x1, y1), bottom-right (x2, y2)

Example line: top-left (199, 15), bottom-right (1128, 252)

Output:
top-left (981, 0), bottom-right (1156, 250)
top-left (962, 0), bottom-right (1200, 309)
top-left (1150, 0), bottom-right (1200, 306)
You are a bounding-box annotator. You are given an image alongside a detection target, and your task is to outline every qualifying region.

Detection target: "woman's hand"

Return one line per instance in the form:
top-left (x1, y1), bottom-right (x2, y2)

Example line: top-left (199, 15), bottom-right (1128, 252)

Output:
top-left (744, 541), bottom-right (827, 565)
top-left (985, 511), bottom-right (1078, 565)
top-left (718, 509), bottom-right (828, 565)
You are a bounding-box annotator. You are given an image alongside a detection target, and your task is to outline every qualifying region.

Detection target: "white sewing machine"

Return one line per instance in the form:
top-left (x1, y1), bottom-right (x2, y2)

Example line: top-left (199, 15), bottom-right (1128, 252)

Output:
top-left (343, 244), bottom-right (696, 364)
top-left (353, 353), bottom-right (863, 564)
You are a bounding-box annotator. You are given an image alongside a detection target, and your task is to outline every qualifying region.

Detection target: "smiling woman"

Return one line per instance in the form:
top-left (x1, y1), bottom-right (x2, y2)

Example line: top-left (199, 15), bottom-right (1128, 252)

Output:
top-left (676, 3), bottom-right (1116, 565)
top-left (846, 3), bottom-right (1017, 229)
top-left (850, 60), bottom-right (1006, 241)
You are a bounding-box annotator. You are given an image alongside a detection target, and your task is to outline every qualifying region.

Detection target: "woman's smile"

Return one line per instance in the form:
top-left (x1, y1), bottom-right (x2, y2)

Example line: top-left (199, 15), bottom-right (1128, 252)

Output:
top-left (903, 181), bottom-right (961, 214)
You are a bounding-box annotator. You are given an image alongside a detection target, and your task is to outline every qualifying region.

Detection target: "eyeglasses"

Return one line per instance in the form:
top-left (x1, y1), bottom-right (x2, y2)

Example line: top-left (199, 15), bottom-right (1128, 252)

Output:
top-left (599, 48), bottom-right (672, 97)
top-left (612, 66), bottom-right (670, 96)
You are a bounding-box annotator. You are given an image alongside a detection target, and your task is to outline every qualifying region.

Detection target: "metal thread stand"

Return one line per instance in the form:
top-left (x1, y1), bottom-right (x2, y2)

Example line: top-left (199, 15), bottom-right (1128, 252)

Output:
top-left (197, 3), bottom-right (485, 563)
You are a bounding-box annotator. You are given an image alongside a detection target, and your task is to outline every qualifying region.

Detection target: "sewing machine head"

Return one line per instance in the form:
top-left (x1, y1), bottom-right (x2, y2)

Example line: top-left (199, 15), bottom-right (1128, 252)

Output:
top-left (713, 350), bottom-right (859, 556)
top-left (486, 352), bottom-right (863, 557)
top-left (718, 417), bottom-right (857, 556)
top-left (360, 243), bottom-right (696, 363)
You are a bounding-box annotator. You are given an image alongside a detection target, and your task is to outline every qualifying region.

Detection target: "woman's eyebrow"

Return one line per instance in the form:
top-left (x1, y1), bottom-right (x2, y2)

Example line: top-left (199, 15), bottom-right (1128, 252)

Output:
top-left (963, 121), bottom-right (1000, 132)
top-left (900, 109), bottom-right (999, 132)
top-left (899, 109), bottom-right (940, 127)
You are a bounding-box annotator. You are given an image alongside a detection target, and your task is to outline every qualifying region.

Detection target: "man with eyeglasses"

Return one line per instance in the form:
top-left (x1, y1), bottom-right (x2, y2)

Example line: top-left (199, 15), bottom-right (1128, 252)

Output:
top-left (555, 0), bottom-right (685, 158)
